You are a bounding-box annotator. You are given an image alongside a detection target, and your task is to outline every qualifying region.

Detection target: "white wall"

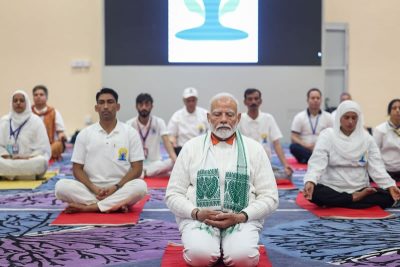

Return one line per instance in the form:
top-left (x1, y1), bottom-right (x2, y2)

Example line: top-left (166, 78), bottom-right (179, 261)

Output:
top-left (103, 66), bottom-right (324, 142)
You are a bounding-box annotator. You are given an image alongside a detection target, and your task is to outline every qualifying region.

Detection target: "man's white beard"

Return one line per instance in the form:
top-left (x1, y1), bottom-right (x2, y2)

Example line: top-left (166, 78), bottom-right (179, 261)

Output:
top-left (211, 124), bottom-right (237, 139)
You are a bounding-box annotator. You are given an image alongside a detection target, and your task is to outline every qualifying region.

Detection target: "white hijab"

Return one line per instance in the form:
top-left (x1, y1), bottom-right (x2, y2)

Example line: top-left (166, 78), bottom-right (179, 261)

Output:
top-left (331, 100), bottom-right (369, 160)
top-left (9, 90), bottom-right (32, 125)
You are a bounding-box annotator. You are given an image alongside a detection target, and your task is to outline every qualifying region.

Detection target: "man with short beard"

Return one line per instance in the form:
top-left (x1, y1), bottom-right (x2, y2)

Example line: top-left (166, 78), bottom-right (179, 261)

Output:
top-left (166, 93), bottom-right (278, 267)
top-left (126, 93), bottom-right (176, 177)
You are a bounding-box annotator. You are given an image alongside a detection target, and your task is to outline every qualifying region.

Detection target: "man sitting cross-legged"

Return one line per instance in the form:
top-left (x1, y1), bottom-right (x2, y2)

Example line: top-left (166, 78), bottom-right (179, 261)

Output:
top-left (55, 88), bottom-right (147, 213)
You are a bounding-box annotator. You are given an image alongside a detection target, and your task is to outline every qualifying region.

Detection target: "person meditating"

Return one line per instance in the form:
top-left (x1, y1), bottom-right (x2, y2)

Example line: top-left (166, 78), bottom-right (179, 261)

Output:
top-left (303, 100), bottom-right (400, 209)
top-left (0, 90), bottom-right (51, 180)
top-left (373, 98), bottom-right (400, 181)
top-left (55, 88), bottom-right (147, 213)
top-left (126, 93), bottom-right (177, 177)
top-left (31, 85), bottom-right (67, 161)
top-left (166, 93), bottom-right (278, 267)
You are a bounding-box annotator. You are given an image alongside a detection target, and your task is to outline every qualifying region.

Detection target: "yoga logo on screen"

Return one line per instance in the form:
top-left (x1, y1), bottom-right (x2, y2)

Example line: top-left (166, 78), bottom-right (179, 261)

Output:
top-left (168, 0), bottom-right (258, 63)
top-left (176, 0), bottom-right (248, 40)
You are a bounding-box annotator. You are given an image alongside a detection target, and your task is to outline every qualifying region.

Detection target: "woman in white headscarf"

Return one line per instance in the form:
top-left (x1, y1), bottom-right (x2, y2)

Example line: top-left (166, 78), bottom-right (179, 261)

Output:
top-left (373, 98), bottom-right (400, 181)
top-left (0, 90), bottom-right (51, 180)
top-left (303, 100), bottom-right (400, 208)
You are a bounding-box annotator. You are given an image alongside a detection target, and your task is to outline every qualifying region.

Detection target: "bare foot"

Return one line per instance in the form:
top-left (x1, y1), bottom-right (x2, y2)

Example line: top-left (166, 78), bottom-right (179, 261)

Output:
top-left (120, 205), bottom-right (131, 213)
top-left (65, 203), bottom-right (99, 213)
top-left (352, 187), bottom-right (377, 202)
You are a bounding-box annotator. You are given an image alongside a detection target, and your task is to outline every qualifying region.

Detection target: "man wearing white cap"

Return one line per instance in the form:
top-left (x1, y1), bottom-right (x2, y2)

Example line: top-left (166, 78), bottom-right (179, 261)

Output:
top-left (167, 87), bottom-right (209, 155)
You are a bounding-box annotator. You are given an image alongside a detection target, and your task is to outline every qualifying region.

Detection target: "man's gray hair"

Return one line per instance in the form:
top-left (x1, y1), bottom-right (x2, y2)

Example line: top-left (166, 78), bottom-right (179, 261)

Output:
top-left (209, 92), bottom-right (239, 111)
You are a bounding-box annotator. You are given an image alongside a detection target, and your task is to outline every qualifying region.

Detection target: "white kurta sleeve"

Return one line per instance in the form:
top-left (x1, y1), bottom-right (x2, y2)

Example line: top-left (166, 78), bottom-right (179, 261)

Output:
top-left (165, 143), bottom-right (196, 219)
top-left (303, 130), bottom-right (331, 185)
top-left (31, 116), bottom-right (51, 161)
top-left (367, 138), bottom-right (396, 189)
top-left (241, 142), bottom-right (279, 221)
top-left (55, 110), bottom-right (66, 132)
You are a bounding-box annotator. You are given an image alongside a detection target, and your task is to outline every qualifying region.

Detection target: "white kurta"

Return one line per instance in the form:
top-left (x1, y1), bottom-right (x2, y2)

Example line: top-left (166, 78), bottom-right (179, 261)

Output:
top-left (238, 112), bottom-right (283, 159)
top-left (373, 122), bottom-right (400, 172)
top-left (167, 106), bottom-right (209, 147)
top-left (165, 133), bottom-right (279, 225)
top-left (291, 109), bottom-right (333, 145)
top-left (304, 128), bottom-right (396, 193)
top-left (0, 114), bottom-right (50, 177)
top-left (127, 115), bottom-right (173, 176)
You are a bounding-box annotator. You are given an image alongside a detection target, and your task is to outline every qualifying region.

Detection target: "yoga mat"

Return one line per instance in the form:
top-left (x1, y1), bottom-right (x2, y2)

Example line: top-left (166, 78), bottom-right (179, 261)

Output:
top-left (276, 179), bottom-right (296, 190)
top-left (287, 157), bottom-right (308, 171)
top-left (51, 195), bottom-right (150, 226)
top-left (161, 243), bottom-right (272, 267)
top-left (0, 180), bottom-right (43, 190)
top-left (296, 192), bottom-right (394, 219)
top-left (371, 181), bottom-right (400, 188)
top-left (144, 176), bottom-right (169, 189)
top-left (0, 170), bottom-right (59, 190)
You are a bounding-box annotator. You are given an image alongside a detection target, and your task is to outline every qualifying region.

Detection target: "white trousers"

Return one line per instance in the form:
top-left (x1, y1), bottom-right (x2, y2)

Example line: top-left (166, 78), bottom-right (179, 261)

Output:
top-left (0, 155), bottom-right (48, 180)
top-left (180, 220), bottom-right (262, 267)
top-left (55, 179), bottom-right (147, 212)
top-left (144, 159), bottom-right (173, 177)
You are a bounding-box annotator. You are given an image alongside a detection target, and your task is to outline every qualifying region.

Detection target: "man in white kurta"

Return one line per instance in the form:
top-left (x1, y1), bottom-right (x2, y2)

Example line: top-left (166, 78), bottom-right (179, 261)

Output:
top-left (127, 93), bottom-right (176, 177)
top-left (55, 88), bottom-right (147, 213)
top-left (166, 93), bottom-right (278, 267)
top-left (290, 88), bottom-right (333, 163)
top-left (167, 87), bottom-right (209, 155)
top-left (0, 90), bottom-right (50, 180)
top-left (238, 88), bottom-right (293, 178)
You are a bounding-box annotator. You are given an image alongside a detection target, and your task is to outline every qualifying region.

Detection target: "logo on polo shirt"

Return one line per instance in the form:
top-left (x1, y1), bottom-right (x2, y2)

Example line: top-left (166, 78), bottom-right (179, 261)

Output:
top-left (261, 133), bottom-right (268, 144)
top-left (118, 147), bottom-right (128, 161)
top-left (197, 124), bottom-right (205, 134)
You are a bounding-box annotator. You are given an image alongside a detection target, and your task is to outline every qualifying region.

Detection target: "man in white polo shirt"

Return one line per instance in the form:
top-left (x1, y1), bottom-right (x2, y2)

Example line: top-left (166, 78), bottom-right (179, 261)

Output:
top-left (290, 88), bottom-right (333, 163)
top-left (238, 88), bottom-right (293, 178)
top-left (167, 87), bottom-right (208, 155)
top-left (127, 93), bottom-right (177, 177)
top-left (55, 88), bottom-right (147, 213)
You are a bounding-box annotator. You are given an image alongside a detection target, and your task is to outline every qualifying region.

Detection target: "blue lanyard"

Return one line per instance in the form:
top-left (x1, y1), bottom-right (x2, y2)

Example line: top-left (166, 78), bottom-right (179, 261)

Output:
top-left (307, 111), bottom-right (320, 135)
top-left (137, 118), bottom-right (152, 146)
top-left (9, 118), bottom-right (29, 142)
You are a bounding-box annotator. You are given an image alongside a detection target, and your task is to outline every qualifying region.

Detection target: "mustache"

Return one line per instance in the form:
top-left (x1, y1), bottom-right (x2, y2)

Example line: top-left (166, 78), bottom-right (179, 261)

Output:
top-left (250, 103), bottom-right (258, 108)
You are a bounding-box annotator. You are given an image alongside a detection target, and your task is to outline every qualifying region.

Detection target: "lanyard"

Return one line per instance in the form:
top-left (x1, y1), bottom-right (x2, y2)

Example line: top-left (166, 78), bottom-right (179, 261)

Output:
top-left (137, 117), bottom-right (152, 146)
top-left (9, 118), bottom-right (29, 142)
top-left (307, 110), bottom-right (320, 135)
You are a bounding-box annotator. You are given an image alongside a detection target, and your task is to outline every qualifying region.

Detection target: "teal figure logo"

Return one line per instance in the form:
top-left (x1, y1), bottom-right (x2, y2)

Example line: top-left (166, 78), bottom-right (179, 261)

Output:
top-left (176, 0), bottom-right (248, 40)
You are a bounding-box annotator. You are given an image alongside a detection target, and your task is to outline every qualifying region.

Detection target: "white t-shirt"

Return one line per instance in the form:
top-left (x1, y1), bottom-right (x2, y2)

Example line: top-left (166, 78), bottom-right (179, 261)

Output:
top-left (238, 112), bottom-right (282, 159)
top-left (291, 109), bottom-right (333, 145)
top-left (167, 106), bottom-right (209, 147)
top-left (373, 121), bottom-right (400, 172)
top-left (71, 121), bottom-right (144, 186)
top-left (126, 115), bottom-right (168, 162)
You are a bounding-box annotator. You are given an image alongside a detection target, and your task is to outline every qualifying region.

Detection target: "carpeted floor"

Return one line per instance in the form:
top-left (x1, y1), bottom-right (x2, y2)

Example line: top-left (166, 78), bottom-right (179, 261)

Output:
top-left (1, 146), bottom-right (400, 266)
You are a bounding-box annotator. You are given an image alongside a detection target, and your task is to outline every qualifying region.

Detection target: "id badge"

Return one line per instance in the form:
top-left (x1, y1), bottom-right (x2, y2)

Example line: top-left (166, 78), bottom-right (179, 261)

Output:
top-left (12, 143), bottom-right (19, 155)
top-left (143, 147), bottom-right (148, 159)
top-left (6, 144), bottom-right (13, 155)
